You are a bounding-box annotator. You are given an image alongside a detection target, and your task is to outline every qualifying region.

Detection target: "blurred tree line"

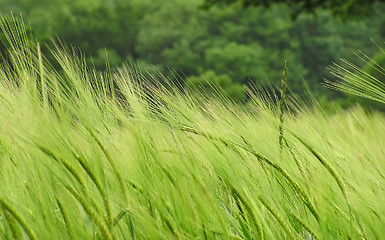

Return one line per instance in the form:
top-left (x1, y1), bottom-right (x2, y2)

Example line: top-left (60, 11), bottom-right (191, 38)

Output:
top-left (1, 0), bottom-right (384, 105)
top-left (202, 0), bottom-right (384, 20)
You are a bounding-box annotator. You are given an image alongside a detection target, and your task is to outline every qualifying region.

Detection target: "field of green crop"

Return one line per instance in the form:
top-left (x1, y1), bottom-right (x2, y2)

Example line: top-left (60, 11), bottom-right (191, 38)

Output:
top-left (1, 16), bottom-right (385, 240)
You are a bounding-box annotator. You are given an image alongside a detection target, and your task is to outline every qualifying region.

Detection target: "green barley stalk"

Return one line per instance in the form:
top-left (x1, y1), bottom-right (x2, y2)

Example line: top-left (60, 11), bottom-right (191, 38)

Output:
top-left (276, 62), bottom-right (305, 174)
top-left (279, 61), bottom-right (288, 153)
top-left (37, 43), bottom-right (47, 107)
top-left (288, 211), bottom-right (320, 240)
top-left (226, 183), bottom-right (264, 239)
top-left (3, 208), bottom-right (22, 239)
top-left (83, 124), bottom-right (130, 207)
top-left (0, 198), bottom-right (38, 240)
top-left (327, 57), bottom-right (385, 104)
top-left (190, 171), bottom-right (231, 237)
top-left (258, 195), bottom-right (300, 240)
top-left (72, 152), bottom-right (113, 229)
top-left (65, 184), bottom-right (114, 240)
top-left (250, 153), bottom-right (319, 222)
top-left (55, 197), bottom-right (76, 239)
top-left (179, 125), bottom-right (319, 222)
top-left (292, 134), bottom-right (347, 201)
top-left (36, 144), bottom-right (87, 191)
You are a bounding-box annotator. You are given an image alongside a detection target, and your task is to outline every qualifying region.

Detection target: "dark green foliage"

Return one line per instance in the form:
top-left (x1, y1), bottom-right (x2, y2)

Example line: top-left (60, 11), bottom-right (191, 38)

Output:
top-left (186, 70), bottom-right (245, 101)
top-left (201, 0), bottom-right (384, 19)
top-left (0, 0), bottom-right (384, 105)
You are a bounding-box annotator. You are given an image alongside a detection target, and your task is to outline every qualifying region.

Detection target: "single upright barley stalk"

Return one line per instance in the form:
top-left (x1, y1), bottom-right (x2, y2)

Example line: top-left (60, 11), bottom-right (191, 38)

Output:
top-left (279, 61), bottom-right (288, 154)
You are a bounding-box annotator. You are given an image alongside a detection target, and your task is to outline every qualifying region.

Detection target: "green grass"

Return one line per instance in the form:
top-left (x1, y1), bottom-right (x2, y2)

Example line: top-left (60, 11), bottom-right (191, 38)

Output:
top-left (1, 15), bottom-right (385, 239)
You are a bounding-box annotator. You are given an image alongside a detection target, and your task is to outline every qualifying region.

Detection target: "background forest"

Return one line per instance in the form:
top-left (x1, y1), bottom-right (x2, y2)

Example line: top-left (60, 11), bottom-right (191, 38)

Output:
top-left (1, 0), bottom-right (385, 108)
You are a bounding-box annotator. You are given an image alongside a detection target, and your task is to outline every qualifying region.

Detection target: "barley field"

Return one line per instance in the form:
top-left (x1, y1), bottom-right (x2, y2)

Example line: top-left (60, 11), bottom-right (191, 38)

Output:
top-left (1, 16), bottom-right (385, 240)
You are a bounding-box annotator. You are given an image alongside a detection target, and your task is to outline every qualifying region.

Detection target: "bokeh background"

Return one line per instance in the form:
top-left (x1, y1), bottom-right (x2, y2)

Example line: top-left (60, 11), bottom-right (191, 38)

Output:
top-left (1, 0), bottom-right (385, 109)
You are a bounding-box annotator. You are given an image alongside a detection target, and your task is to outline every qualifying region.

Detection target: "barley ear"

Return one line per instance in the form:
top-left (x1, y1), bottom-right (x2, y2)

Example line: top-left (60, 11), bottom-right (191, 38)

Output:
top-left (279, 60), bottom-right (288, 153)
top-left (292, 134), bottom-right (347, 201)
top-left (0, 197), bottom-right (38, 240)
top-left (55, 196), bottom-right (76, 239)
top-left (65, 185), bottom-right (114, 240)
